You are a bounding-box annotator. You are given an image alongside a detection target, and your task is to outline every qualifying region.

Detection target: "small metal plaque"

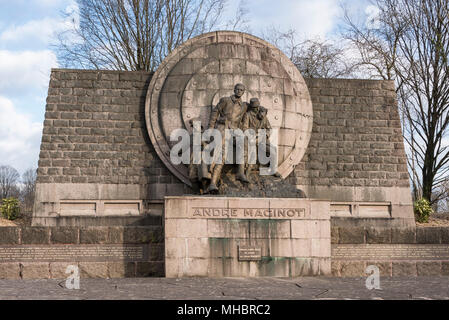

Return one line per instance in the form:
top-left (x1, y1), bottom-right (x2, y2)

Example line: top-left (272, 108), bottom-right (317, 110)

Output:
top-left (238, 245), bottom-right (262, 261)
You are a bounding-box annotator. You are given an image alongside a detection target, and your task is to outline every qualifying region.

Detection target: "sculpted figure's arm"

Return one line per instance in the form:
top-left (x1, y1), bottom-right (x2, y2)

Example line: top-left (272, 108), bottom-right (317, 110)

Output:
top-left (257, 107), bottom-right (271, 138)
top-left (208, 98), bottom-right (225, 129)
top-left (241, 111), bottom-right (250, 132)
top-left (265, 117), bottom-right (272, 138)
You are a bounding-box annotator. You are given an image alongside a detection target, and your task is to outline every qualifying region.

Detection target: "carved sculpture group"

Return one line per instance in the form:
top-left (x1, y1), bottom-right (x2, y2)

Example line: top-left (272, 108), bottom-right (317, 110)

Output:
top-left (189, 83), bottom-right (272, 194)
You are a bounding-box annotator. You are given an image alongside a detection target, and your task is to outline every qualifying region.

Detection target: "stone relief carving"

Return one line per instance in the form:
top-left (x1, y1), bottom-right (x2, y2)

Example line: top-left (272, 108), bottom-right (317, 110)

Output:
top-left (145, 31), bottom-right (313, 196)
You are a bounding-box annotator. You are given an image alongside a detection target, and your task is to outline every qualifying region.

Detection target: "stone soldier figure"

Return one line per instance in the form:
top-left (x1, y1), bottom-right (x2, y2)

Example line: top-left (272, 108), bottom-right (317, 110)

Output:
top-left (241, 98), bottom-right (272, 175)
top-left (187, 118), bottom-right (211, 194)
top-left (206, 83), bottom-right (249, 194)
top-left (257, 106), bottom-right (271, 135)
top-left (241, 98), bottom-right (271, 133)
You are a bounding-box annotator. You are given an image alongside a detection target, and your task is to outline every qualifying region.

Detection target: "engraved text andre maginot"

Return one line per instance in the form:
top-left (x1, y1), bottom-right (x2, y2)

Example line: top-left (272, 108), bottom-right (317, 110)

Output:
top-left (191, 207), bottom-right (307, 219)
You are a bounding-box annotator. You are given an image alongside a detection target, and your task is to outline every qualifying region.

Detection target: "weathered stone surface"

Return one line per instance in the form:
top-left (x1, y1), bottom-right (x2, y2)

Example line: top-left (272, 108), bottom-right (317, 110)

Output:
top-left (217, 171), bottom-right (306, 198)
top-left (21, 227), bottom-right (50, 244)
top-left (136, 262), bottom-right (164, 277)
top-left (80, 227), bottom-right (108, 244)
top-left (441, 262), bottom-right (449, 276)
top-left (297, 79), bottom-right (410, 190)
top-left (391, 228), bottom-right (416, 244)
top-left (20, 263), bottom-right (50, 280)
top-left (365, 227), bottom-right (391, 244)
top-left (338, 261), bottom-right (366, 277)
top-left (165, 196), bottom-right (331, 278)
top-left (108, 227), bottom-right (124, 244)
top-left (49, 262), bottom-right (77, 279)
top-left (440, 228), bottom-right (449, 244)
top-left (79, 262), bottom-right (108, 278)
top-left (392, 262), bottom-right (417, 276)
top-left (149, 244), bottom-right (165, 261)
top-left (331, 227), bottom-right (339, 244)
top-left (417, 261), bottom-right (442, 276)
top-left (123, 227), bottom-right (163, 244)
top-left (108, 262), bottom-right (136, 278)
top-left (50, 227), bottom-right (79, 244)
top-left (416, 227), bottom-right (441, 244)
top-left (0, 263), bottom-right (20, 279)
top-left (365, 261), bottom-right (392, 277)
top-left (338, 227), bottom-right (365, 244)
top-left (331, 261), bottom-right (340, 277)
top-left (249, 220), bottom-right (291, 239)
top-left (0, 227), bottom-right (20, 245)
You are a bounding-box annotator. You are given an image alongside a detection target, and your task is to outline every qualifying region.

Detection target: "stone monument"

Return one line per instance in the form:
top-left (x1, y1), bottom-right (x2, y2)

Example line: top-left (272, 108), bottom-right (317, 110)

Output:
top-left (31, 31), bottom-right (415, 278)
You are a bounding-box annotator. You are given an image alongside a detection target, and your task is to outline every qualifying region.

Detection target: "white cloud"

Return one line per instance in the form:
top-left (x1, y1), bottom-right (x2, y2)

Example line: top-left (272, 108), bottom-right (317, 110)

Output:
top-left (0, 2), bottom-right (79, 46)
top-left (365, 5), bottom-right (380, 29)
top-left (0, 50), bottom-right (58, 94)
top-left (0, 96), bottom-right (42, 174)
top-left (286, 0), bottom-right (341, 38)
top-left (232, 0), bottom-right (341, 40)
top-left (1, 17), bottom-right (69, 44)
top-left (31, 0), bottom-right (69, 7)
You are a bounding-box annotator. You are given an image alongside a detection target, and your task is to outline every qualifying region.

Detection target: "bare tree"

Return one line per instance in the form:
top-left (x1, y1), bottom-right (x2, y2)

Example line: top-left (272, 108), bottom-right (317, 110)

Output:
top-left (262, 27), bottom-right (358, 79)
top-left (56, 0), bottom-right (227, 72)
top-left (224, 0), bottom-right (250, 33)
top-left (293, 38), bottom-right (359, 79)
top-left (0, 165), bottom-right (20, 200)
top-left (21, 169), bottom-right (37, 213)
top-left (343, 0), bottom-right (449, 205)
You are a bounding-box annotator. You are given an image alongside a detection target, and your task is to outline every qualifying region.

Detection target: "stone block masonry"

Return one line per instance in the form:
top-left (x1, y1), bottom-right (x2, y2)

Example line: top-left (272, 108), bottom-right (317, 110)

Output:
top-left (34, 69), bottom-right (413, 228)
top-left (4, 224), bottom-right (449, 279)
top-left (331, 226), bottom-right (449, 277)
top-left (0, 226), bottom-right (164, 279)
top-left (296, 79), bottom-right (413, 228)
top-left (39, 70), bottom-right (157, 186)
top-left (34, 69), bottom-right (187, 226)
top-left (299, 79), bottom-right (408, 190)
top-left (165, 197), bottom-right (331, 278)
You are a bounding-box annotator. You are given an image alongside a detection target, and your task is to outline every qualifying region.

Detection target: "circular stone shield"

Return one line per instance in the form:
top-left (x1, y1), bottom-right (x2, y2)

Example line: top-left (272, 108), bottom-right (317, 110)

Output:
top-left (145, 31), bottom-right (313, 187)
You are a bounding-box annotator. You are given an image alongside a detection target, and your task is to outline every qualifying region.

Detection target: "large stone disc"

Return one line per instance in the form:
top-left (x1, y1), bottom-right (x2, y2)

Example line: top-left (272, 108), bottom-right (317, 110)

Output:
top-left (145, 31), bottom-right (313, 187)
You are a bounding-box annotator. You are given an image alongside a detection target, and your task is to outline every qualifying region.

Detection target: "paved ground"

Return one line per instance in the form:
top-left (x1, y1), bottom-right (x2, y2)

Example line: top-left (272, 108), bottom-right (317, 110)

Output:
top-left (1, 277), bottom-right (449, 300)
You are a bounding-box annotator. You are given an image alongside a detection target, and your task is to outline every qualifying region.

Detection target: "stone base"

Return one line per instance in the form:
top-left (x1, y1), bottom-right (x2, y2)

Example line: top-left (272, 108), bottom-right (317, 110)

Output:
top-left (164, 196), bottom-right (331, 278)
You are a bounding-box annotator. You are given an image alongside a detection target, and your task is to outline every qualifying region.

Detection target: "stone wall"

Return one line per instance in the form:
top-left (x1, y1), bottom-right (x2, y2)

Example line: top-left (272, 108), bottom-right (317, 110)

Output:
top-left (3, 224), bottom-right (449, 279)
top-left (0, 226), bottom-right (164, 279)
top-left (38, 69), bottom-right (157, 185)
top-left (34, 69), bottom-right (413, 227)
top-left (331, 226), bottom-right (449, 277)
top-left (34, 69), bottom-right (186, 226)
top-left (297, 79), bottom-right (413, 228)
top-left (298, 79), bottom-right (408, 189)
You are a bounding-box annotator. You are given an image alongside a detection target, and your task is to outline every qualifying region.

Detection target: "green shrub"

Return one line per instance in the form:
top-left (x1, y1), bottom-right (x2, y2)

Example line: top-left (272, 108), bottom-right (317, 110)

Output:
top-left (414, 198), bottom-right (433, 223)
top-left (0, 198), bottom-right (21, 221)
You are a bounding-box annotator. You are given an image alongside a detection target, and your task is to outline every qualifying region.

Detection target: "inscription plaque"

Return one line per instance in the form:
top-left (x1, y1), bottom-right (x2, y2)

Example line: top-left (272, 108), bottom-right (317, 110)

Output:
top-left (333, 244), bottom-right (449, 261)
top-left (238, 245), bottom-right (262, 261)
top-left (0, 244), bottom-right (149, 263)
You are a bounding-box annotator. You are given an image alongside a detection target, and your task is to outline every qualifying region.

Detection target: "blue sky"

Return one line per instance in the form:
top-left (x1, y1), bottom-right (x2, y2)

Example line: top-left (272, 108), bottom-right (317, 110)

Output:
top-left (0, 0), bottom-right (371, 175)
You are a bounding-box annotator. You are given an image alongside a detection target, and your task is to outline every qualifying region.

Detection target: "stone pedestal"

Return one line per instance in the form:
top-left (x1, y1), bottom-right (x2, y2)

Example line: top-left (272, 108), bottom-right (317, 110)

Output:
top-left (165, 196), bottom-right (331, 278)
